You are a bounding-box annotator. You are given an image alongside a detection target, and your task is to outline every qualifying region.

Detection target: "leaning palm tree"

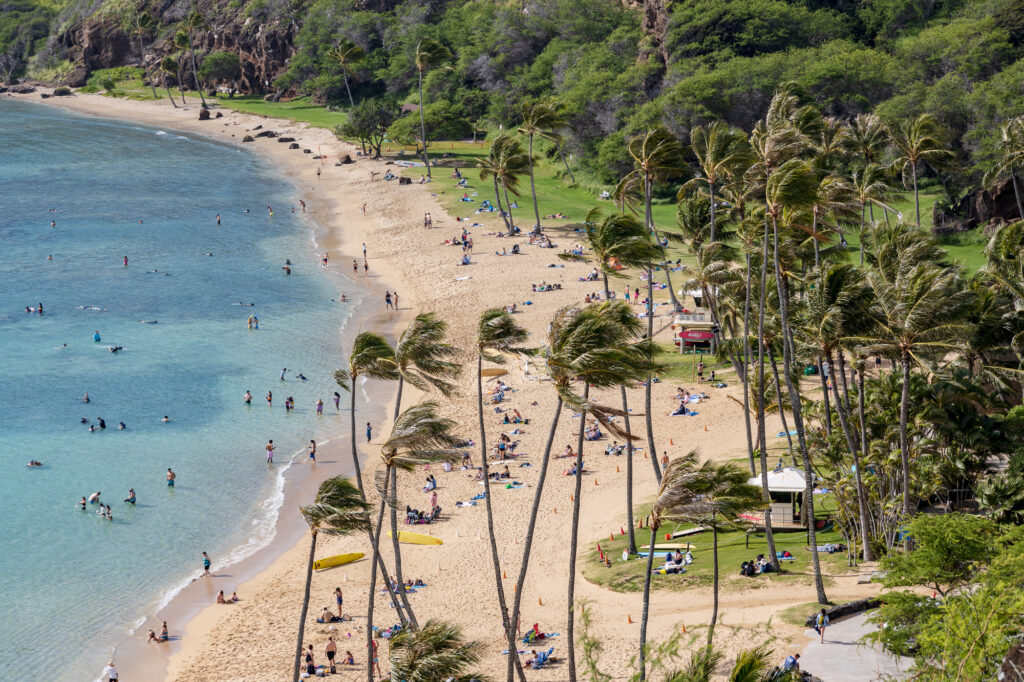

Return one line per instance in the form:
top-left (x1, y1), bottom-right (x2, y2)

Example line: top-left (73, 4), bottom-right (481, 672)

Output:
top-left (686, 121), bottom-right (751, 242)
top-left (413, 39), bottom-right (452, 178)
top-left (888, 113), bottom-right (955, 228)
top-left (158, 56), bottom-right (180, 107)
top-left (507, 301), bottom-right (662, 681)
top-left (180, 9), bottom-right (207, 108)
top-left (850, 164), bottom-right (895, 263)
top-left (517, 99), bottom-right (566, 232)
top-left (847, 112), bottom-right (889, 167)
top-left (807, 173), bottom-right (857, 267)
top-left (294, 477), bottom-right (368, 682)
top-left (476, 308), bottom-right (530, 680)
top-left (389, 619), bottom-right (488, 681)
top-left (653, 457), bottom-right (763, 648)
top-left (982, 116), bottom-right (1024, 221)
top-left (375, 402), bottom-right (463, 631)
top-left (477, 133), bottom-right (529, 232)
top-left (391, 312), bottom-right (461, 420)
top-left (327, 39), bottom-right (365, 108)
top-left (561, 208), bottom-right (663, 553)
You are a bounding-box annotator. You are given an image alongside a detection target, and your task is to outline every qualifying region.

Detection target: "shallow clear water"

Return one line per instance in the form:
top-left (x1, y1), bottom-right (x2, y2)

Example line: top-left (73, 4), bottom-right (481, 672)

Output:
top-left (0, 100), bottom-right (352, 679)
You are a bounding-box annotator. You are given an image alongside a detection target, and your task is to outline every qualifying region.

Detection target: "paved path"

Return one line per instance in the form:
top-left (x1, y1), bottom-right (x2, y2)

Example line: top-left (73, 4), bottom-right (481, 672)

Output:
top-left (799, 612), bottom-right (913, 681)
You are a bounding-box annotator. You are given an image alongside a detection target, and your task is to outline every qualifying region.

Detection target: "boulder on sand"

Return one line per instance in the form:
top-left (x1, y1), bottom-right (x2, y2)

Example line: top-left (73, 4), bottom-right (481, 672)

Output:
top-left (242, 135), bottom-right (254, 142)
top-left (254, 130), bottom-right (276, 138)
top-left (288, 143), bottom-right (299, 149)
top-left (198, 108), bottom-right (211, 121)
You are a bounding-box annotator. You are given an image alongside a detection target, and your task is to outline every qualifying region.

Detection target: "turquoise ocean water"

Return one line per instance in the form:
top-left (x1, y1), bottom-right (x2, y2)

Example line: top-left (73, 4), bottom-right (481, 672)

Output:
top-left (0, 100), bottom-right (354, 679)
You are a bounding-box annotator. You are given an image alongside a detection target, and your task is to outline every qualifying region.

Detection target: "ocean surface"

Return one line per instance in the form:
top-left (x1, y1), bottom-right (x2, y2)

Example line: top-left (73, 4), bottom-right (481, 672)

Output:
top-left (0, 100), bottom-right (355, 679)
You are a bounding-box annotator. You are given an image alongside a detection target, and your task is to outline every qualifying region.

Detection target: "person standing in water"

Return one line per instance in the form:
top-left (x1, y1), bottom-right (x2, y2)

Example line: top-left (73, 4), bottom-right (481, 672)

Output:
top-left (266, 439), bottom-right (275, 463)
top-left (316, 398), bottom-right (324, 415)
top-left (392, 291), bottom-right (399, 309)
top-left (308, 440), bottom-right (317, 462)
top-left (123, 256), bottom-right (128, 267)
top-left (93, 331), bottom-right (102, 343)
top-left (243, 390), bottom-right (252, 405)
top-left (333, 392), bottom-right (340, 410)
top-left (352, 260), bottom-right (358, 277)
top-left (216, 213), bottom-right (221, 225)
top-left (280, 368), bottom-right (287, 381)
top-left (125, 488), bottom-right (136, 504)
top-left (202, 552), bottom-right (212, 577)
top-left (322, 251), bottom-right (329, 268)
top-left (266, 391), bottom-right (272, 406)
top-left (385, 292), bottom-right (393, 310)
top-left (166, 468), bottom-right (176, 486)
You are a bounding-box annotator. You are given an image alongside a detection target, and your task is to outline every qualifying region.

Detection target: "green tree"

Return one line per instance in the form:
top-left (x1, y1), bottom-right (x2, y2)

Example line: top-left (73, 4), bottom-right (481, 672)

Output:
top-left (294, 477), bottom-right (368, 682)
top-left (159, 56), bottom-right (180, 108)
top-left (888, 113), bottom-right (955, 228)
top-left (391, 312), bottom-right (460, 421)
top-left (475, 308), bottom-right (530, 681)
top-left (686, 121), bottom-right (751, 243)
top-left (983, 116), bottom-right (1024, 221)
top-left (850, 164), bottom-right (895, 264)
top-left (327, 38), bottom-right (364, 108)
top-left (517, 98), bottom-right (566, 233)
top-left (413, 39), bottom-right (451, 179)
top-left (197, 51), bottom-right (241, 90)
top-left (476, 133), bottom-right (529, 233)
top-left (388, 619), bottom-right (487, 681)
top-left (338, 99), bottom-right (397, 158)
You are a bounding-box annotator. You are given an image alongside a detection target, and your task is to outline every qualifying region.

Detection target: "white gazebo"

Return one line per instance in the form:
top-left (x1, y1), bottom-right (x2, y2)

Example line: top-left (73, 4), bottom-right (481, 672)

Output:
top-left (745, 466), bottom-right (817, 528)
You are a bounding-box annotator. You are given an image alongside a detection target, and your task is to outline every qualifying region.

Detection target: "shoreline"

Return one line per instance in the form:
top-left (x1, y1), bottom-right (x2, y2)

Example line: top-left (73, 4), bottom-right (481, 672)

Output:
top-left (9, 88), bottom-right (887, 681)
top-left (6, 90), bottom-right (419, 680)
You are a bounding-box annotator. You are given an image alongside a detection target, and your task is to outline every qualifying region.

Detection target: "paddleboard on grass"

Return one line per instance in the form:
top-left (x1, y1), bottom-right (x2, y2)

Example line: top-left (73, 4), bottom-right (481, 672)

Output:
top-left (314, 552), bottom-right (364, 571)
top-left (642, 542), bottom-right (696, 551)
top-left (387, 530), bottom-right (443, 545)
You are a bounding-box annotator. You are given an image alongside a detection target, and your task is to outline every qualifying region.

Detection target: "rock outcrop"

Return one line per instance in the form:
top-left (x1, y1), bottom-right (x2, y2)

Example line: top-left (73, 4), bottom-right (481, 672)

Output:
top-left (932, 177), bottom-right (1023, 235)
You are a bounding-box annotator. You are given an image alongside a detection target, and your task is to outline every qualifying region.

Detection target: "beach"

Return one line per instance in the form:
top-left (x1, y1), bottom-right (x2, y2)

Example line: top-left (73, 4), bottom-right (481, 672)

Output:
top-left (10, 89), bottom-right (885, 680)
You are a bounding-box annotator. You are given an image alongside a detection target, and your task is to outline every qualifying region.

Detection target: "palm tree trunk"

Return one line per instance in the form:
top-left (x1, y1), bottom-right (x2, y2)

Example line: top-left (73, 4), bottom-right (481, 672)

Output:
top-left (837, 351), bottom-right (853, 415)
top-left (768, 345), bottom-right (795, 463)
top-left (622, 387), bottom-right (638, 553)
top-left (558, 144), bottom-right (575, 184)
top-left (859, 203), bottom-right (865, 266)
top-left (494, 177), bottom-right (511, 232)
top-left (162, 75), bottom-right (178, 108)
top-left (899, 355), bottom-right (912, 519)
top-left (644, 268), bottom-right (662, 486)
top-left (503, 185), bottom-right (516, 231)
top-left (912, 162), bottom-right (921, 228)
top-left (477, 355), bottom-right (526, 682)
top-left (343, 68), bottom-right (354, 108)
top-left (1012, 172), bottom-right (1024, 221)
top-left (855, 364), bottom-right (875, 561)
top-left (638, 521), bottom-right (659, 681)
top-left (187, 34), bottom-right (206, 108)
top-left (393, 376), bottom-right (404, 423)
top-left (708, 520), bottom-right (719, 647)
top-left (293, 530), bottom-right (317, 682)
top-left (743, 253), bottom-right (755, 475)
top-left (134, 30), bottom-right (157, 98)
top-left (819, 356), bottom-right (832, 435)
top-left (812, 212), bottom-right (820, 267)
top-left (826, 350), bottom-right (863, 467)
top-left (771, 214), bottom-right (827, 604)
top-left (528, 133), bottom-right (541, 232)
top-left (418, 70), bottom-right (430, 178)
top-left (177, 68), bottom-right (186, 105)
top-left (709, 180), bottom-right (717, 243)
top-left (388, 465), bottom-right (418, 628)
top-left (507, 397), bottom-right (563, 681)
top-left (566, 385), bottom-right (590, 682)
top-left (756, 222), bottom-right (779, 572)
top-left (367, 477), bottom-right (388, 682)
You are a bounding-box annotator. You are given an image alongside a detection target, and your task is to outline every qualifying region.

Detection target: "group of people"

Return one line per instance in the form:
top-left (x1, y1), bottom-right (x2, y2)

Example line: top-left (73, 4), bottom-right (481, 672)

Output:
top-left (78, 487), bottom-right (141, 521)
top-left (662, 549), bottom-right (693, 574)
top-left (531, 281), bottom-right (563, 292)
top-left (739, 554), bottom-right (774, 577)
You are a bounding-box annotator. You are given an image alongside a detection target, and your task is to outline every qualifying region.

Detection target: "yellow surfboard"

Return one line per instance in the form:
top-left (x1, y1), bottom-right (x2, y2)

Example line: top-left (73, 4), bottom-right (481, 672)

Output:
top-left (386, 530), bottom-right (443, 546)
top-left (313, 552), bottom-right (364, 571)
top-left (642, 542), bottom-right (696, 551)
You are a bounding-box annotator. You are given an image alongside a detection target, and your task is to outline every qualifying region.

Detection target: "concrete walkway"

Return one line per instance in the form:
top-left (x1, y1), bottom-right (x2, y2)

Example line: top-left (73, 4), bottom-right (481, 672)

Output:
top-left (799, 612), bottom-right (913, 681)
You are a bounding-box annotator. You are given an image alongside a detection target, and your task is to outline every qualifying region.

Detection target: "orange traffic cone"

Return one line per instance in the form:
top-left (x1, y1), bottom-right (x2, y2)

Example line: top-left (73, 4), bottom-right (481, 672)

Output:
top-left (553, 507), bottom-right (557, 514)
top-left (616, 465), bottom-right (620, 473)
top-left (681, 623), bottom-right (687, 633)
top-left (503, 570), bottom-right (507, 579)
top-left (610, 532), bottom-right (615, 542)
top-left (627, 614), bottom-right (633, 624)
top-left (670, 438), bottom-right (674, 445)
top-left (620, 526), bottom-right (625, 535)
top-left (594, 478), bottom-right (599, 486)
top-left (538, 597), bottom-right (543, 606)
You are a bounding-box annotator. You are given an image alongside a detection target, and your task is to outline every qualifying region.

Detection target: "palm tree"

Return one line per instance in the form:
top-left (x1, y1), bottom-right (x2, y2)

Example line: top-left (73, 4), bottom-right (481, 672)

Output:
top-left (507, 301), bottom-right (662, 681)
top-left (159, 56), bottom-right (180, 108)
top-left (327, 39), bottom-right (364, 108)
top-left (388, 619), bottom-right (487, 681)
top-left (812, 117), bottom-right (850, 172)
top-left (848, 112), bottom-right (889, 167)
top-left (983, 116), bottom-right (1024, 220)
top-left (294, 477), bottom-right (368, 682)
top-left (477, 133), bottom-right (529, 232)
top-left (560, 208), bottom-right (663, 553)
top-left (108, 1), bottom-right (158, 99)
top-left (413, 39), bottom-right (451, 179)
top-left (680, 241), bottom-right (738, 354)
top-left (863, 252), bottom-right (972, 518)
top-left (687, 121), bottom-right (751, 242)
top-left (807, 173), bottom-right (857, 267)
top-left (180, 10), bottom-right (208, 108)
top-left (654, 456), bottom-right (763, 647)
top-left (391, 312), bottom-right (460, 421)
top-left (375, 402), bottom-right (463, 631)
top-left (476, 308), bottom-right (530, 680)
top-left (850, 164), bottom-right (895, 264)
top-left (517, 99), bottom-right (565, 232)
top-left (888, 113), bottom-right (955, 228)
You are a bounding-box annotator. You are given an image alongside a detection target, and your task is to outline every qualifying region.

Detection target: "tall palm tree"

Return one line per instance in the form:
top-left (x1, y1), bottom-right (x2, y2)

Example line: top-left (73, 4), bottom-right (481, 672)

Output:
top-left (506, 301), bottom-right (662, 681)
top-left (807, 173), bottom-right (857, 267)
top-left (476, 308), bottom-right (530, 681)
top-left (294, 477), bottom-right (368, 682)
top-left (391, 312), bottom-right (460, 421)
top-left (848, 113), bottom-right (889, 167)
top-left (180, 9), bottom-right (207, 108)
top-left (560, 208), bottom-right (663, 553)
top-left (388, 619), bottom-right (487, 681)
top-left (654, 456), bottom-right (764, 647)
top-left (888, 114), bottom-right (955, 228)
top-left (517, 99), bottom-right (565, 232)
top-left (159, 56), bottom-right (180, 108)
top-left (983, 116), bottom-right (1024, 220)
top-left (863, 254), bottom-right (972, 518)
top-left (687, 121), bottom-right (751, 242)
top-left (477, 133), bottom-right (529, 232)
top-left (327, 39), bottom-right (364, 108)
top-left (375, 402), bottom-right (463, 631)
top-left (413, 39), bottom-right (452, 178)
top-left (850, 164), bottom-right (895, 264)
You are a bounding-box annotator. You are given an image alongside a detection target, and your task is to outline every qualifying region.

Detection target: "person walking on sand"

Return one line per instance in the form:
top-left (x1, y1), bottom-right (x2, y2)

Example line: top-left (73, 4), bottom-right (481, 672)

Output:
top-left (362, 242), bottom-right (367, 258)
top-left (322, 251), bottom-right (329, 268)
top-left (202, 552), bottom-right (212, 577)
top-left (266, 439), bottom-right (275, 463)
top-left (325, 637), bottom-right (337, 669)
top-left (366, 422), bottom-right (372, 442)
top-left (361, 203), bottom-right (366, 214)
top-left (385, 291), bottom-right (393, 310)
top-left (166, 468), bottom-right (176, 487)
top-left (334, 587), bottom-right (343, 618)
top-left (308, 440), bottom-right (317, 462)
top-left (393, 291), bottom-right (399, 309)
top-left (363, 259), bottom-right (368, 275)
top-left (813, 608), bottom-right (829, 642)
top-left (352, 260), bottom-right (358, 277)
top-left (102, 662), bottom-right (118, 681)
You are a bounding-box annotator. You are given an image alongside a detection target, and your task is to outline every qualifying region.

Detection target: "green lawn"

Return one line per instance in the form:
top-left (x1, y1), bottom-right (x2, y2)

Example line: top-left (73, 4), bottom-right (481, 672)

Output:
top-left (212, 95), bottom-right (348, 129)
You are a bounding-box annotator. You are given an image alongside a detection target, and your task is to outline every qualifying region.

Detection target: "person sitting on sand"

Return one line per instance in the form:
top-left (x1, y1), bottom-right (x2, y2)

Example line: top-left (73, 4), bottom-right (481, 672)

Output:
top-left (561, 445), bottom-right (575, 459)
top-left (148, 623), bottom-right (169, 643)
top-left (231, 592), bottom-right (239, 602)
top-left (317, 607), bottom-right (341, 623)
top-left (216, 591), bottom-right (232, 604)
top-left (342, 651), bottom-right (355, 665)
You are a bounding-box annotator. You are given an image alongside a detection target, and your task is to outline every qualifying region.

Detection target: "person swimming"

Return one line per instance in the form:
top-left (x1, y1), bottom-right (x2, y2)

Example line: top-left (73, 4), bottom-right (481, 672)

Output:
top-left (93, 331), bottom-right (101, 343)
top-left (89, 491), bottom-right (101, 504)
top-left (125, 488), bottom-right (136, 504)
top-left (78, 497), bottom-right (87, 510)
top-left (118, 422), bottom-right (126, 430)
top-left (27, 460), bottom-right (42, 467)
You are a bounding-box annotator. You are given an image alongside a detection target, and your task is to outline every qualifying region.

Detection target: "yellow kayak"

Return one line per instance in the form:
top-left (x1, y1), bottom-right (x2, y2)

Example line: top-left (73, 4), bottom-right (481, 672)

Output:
top-left (313, 552), bottom-right (364, 571)
top-left (386, 530), bottom-right (443, 546)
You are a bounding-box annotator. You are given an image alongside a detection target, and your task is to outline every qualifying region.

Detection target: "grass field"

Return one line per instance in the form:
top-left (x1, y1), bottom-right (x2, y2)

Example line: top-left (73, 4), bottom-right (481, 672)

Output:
top-left (212, 95), bottom-right (348, 129)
